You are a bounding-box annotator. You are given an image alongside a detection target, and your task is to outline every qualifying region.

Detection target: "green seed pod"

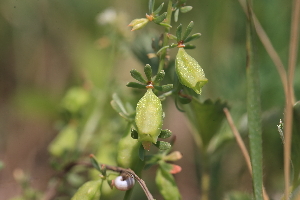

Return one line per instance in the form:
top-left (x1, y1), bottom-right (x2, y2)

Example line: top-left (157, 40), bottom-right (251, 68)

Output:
top-left (128, 18), bottom-right (149, 31)
top-left (135, 89), bottom-right (163, 145)
top-left (175, 48), bottom-right (208, 94)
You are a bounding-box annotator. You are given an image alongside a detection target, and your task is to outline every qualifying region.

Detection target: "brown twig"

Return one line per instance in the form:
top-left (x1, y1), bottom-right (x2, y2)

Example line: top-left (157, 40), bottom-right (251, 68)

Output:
top-left (284, 0), bottom-right (300, 199)
top-left (42, 161), bottom-right (154, 200)
top-left (223, 108), bottom-right (269, 200)
top-left (42, 161), bottom-right (93, 200)
top-left (99, 164), bottom-right (155, 200)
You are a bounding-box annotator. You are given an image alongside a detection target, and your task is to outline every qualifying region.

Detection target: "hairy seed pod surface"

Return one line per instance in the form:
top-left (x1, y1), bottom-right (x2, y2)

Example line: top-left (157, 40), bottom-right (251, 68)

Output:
top-left (175, 48), bottom-right (208, 94)
top-left (114, 176), bottom-right (135, 191)
top-left (135, 89), bottom-right (163, 144)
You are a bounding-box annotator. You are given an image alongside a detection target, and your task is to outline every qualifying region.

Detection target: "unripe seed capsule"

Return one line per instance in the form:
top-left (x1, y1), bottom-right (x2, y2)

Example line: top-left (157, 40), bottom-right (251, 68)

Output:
top-left (135, 89), bottom-right (163, 145)
top-left (175, 48), bottom-right (208, 94)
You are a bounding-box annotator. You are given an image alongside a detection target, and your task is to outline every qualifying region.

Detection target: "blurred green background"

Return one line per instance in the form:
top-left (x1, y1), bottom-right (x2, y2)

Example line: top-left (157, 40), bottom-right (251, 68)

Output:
top-left (0, 0), bottom-right (299, 199)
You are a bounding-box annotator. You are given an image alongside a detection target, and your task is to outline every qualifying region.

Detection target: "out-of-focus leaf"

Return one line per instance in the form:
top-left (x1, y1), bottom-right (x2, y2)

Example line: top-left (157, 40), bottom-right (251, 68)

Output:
top-left (185, 99), bottom-right (228, 148)
top-left (224, 191), bottom-right (252, 200)
top-left (180, 6), bottom-right (193, 13)
top-left (61, 87), bottom-right (90, 114)
top-left (139, 143), bottom-right (145, 161)
top-left (89, 154), bottom-right (101, 173)
top-left (174, 9), bottom-right (179, 22)
top-left (48, 124), bottom-right (78, 157)
top-left (155, 162), bottom-right (181, 200)
top-left (71, 180), bottom-right (102, 200)
top-left (153, 3), bottom-right (164, 15)
top-left (0, 161), bottom-right (4, 171)
top-left (117, 125), bottom-right (143, 170)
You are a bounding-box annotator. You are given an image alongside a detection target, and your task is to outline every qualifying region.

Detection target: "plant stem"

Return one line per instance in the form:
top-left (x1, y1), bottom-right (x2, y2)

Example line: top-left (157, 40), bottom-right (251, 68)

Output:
top-left (284, 0), bottom-right (300, 199)
top-left (245, 1), bottom-right (263, 199)
top-left (157, 0), bottom-right (173, 73)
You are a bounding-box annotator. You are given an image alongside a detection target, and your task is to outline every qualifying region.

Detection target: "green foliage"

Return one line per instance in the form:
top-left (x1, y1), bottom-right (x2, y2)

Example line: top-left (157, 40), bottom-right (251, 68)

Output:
top-left (185, 99), bottom-right (228, 148)
top-left (155, 162), bottom-right (181, 200)
top-left (48, 124), bottom-right (78, 157)
top-left (71, 180), bottom-right (102, 200)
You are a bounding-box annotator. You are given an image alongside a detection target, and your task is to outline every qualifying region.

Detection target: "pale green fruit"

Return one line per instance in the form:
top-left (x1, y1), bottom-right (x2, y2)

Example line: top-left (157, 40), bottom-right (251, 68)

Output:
top-left (175, 48), bottom-right (208, 94)
top-left (128, 18), bottom-right (149, 31)
top-left (135, 89), bottom-right (163, 144)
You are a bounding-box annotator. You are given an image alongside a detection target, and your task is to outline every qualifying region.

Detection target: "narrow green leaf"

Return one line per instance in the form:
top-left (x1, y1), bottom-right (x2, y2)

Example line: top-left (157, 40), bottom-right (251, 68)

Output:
top-left (144, 64), bottom-right (153, 81)
top-left (153, 70), bottom-right (165, 83)
top-left (157, 45), bottom-right (170, 55)
top-left (180, 6), bottom-right (193, 13)
top-left (154, 84), bottom-right (173, 92)
top-left (111, 93), bottom-right (128, 115)
top-left (153, 3), bottom-right (164, 15)
top-left (167, 34), bottom-right (177, 40)
top-left (182, 21), bottom-right (194, 41)
top-left (183, 44), bottom-right (196, 49)
top-left (71, 180), bottom-right (102, 200)
top-left (90, 155), bottom-right (101, 173)
top-left (139, 143), bottom-right (145, 161)
top-left (184, 33), bottom-right (201, 43)
top-left (149, 0), bottom-right (155, 14)
top-left (130, 69), bottom-right (147, 84)
top-left (158, 129), bottom-right (172, 139)
top-left (153, 12), bottom-right (167, 24)
top-left (174, 9), bottom-right (179, 22)
top-left (176, 24), bottom-right (182, 42)
top-left (155, 163), bottom-right (181, 200)
top-left (159, 22), bottom-right (172, 28)
top-left (154, 141), bottom-right (171, 150)
top-left (126, 82), bottom-right (147, 89)
top-left (246, 11), bottom-right (263, 199)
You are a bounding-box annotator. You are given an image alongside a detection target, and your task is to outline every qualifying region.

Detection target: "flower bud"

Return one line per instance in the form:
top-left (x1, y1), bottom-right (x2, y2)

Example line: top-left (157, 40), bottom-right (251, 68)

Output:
top-left (175, 48), bottom-right (208, 94)
top-left (128, 18), bottom-right (149, 31)
top-left (135, 89), bottom-right (163, 145)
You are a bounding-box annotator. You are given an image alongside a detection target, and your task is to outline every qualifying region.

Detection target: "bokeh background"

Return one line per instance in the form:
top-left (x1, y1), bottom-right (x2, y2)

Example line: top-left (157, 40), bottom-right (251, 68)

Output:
top-left (0, 0), bottom-right (299, 199)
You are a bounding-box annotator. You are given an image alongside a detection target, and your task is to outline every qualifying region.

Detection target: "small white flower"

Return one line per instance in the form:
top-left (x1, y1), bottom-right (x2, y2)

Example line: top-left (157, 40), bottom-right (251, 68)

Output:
top-left (96, 8), bottom-right (117, 25)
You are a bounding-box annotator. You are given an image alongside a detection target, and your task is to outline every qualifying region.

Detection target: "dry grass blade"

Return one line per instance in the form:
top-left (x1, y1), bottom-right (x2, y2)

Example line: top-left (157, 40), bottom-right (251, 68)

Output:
top-left (223, 108), bottom-right (269, 200)
top-left (284, 0), bottom-right (300, 199)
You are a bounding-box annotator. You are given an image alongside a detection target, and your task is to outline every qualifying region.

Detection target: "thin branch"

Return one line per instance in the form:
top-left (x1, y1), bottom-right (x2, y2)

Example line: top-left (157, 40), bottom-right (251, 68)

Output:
top-left (99, 164), bottom-right (155, 200)
top-left (42, 161), bottom-right (155, 200)
top-left (223, 108), bottom-right (269, 200)
top-left (284, 0), bottom-right (300, 199)
top-left (42, 161), bottom-right (93, 200)
top-left (237, 0), bottom-right (288, 98)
